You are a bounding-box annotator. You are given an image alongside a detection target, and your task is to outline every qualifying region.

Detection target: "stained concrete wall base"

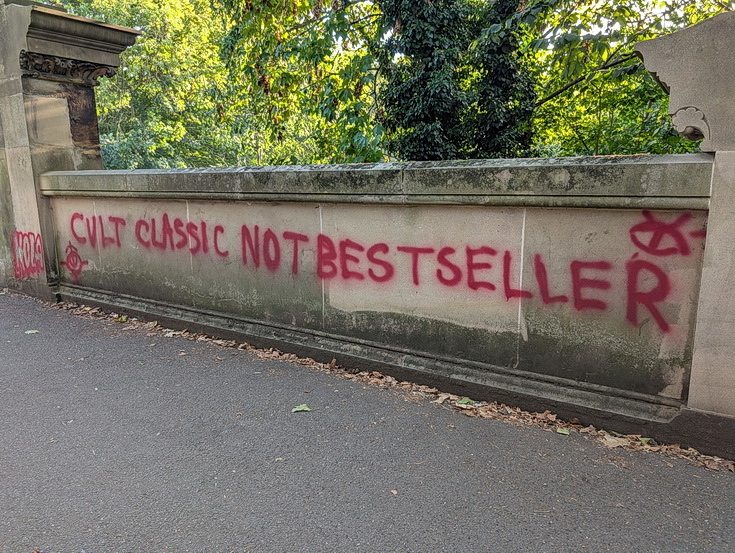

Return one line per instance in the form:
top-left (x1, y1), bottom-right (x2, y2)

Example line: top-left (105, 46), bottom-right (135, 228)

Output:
top-left (8, 277), bottom-right (57, 301)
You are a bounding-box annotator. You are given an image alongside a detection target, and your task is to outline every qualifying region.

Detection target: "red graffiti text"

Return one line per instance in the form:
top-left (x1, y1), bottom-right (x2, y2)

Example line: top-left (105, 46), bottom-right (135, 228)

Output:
top-left (71, 213), bottom-right (126, 249)
top-left (11, 231), bottom-right (44, 279)
top-left (237, 223), bottom-right (685, 333)
top-left (135, 214), bottom-right (229, 257)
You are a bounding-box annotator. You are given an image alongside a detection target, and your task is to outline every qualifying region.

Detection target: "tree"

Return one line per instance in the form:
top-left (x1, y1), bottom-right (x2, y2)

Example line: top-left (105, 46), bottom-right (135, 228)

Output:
top-left (377, 0), bottom-right (536, 161)
top-left (220, 0), bottom-right (537, 162)
top-left (219, 0), bottom-right (384, 164)
top-left (50, 0), bottom-right (735, 167)
top-left (50, 0), bottom-right (248, 168)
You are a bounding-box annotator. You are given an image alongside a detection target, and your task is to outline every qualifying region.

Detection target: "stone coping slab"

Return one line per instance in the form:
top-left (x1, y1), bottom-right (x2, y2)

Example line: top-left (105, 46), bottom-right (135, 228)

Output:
top-left (40, 154), bottom-right (713, 205)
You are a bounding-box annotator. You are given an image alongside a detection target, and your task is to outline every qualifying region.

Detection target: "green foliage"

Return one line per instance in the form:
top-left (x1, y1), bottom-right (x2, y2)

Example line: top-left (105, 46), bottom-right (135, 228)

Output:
top-left (44, 1), bottom-right (735, 167)
top-left (219, 0), bottom-right (384, 164)
top-left (377, 0), bottom-right (536, 160)
top-left (519, 0), bottom-right (733, 156)
top-left (51, 0), bottom-right (247, 168)
top-left (220, 0), bottom-right (537, 162)
top-left (533, 69), bottom-right (697, 157)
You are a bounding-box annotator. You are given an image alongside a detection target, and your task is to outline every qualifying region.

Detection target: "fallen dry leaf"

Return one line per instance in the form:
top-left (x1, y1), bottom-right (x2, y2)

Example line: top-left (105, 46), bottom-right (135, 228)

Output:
top-left (433, 394), bottom-right (451, 405)
top-left (601, 435), bottom-right (630, 449)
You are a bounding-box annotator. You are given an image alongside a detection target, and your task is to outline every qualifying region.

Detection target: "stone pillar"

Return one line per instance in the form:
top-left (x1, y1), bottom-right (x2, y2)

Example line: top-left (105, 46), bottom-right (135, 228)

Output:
top-left (687, 151), bottom-right (735, 417)
top-left (0, 1), bottom-right (138, 297)
top-left (636, 13), bottom-right (735, 418)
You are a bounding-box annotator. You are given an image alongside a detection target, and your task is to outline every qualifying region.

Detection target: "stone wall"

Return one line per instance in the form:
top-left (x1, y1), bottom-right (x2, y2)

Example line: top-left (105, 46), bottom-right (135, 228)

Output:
top-left (39, 155), bottom-right (716, 426)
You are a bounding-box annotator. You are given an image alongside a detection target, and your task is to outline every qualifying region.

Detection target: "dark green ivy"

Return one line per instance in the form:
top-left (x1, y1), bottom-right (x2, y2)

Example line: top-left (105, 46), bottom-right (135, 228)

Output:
top-left (376, 0), bottom-right (536, 161)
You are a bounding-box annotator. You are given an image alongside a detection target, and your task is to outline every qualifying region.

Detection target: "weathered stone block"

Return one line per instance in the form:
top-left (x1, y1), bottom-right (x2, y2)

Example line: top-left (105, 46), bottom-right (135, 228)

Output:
top-left (636, 12), bottom-right (735, 152)
top-left (689, 151), bottom-right (735, 416)
top-left (0, 2), bottom-right (138, 291)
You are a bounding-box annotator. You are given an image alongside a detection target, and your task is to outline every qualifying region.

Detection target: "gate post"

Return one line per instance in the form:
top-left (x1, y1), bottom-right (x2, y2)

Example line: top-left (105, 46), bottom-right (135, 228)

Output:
top-left (0, 1), bottom-right (138, 297)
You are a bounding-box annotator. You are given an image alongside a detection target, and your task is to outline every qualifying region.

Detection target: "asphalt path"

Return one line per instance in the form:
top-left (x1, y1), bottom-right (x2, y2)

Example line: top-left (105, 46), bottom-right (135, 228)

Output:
top-left (0, 293), bottom-right (732, 553)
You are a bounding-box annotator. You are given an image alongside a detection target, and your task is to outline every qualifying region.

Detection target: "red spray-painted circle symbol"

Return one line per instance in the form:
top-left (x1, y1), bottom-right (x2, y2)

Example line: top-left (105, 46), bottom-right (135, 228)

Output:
top-left (629, 211), bottom-right (694, 257)
top-left (60, 242), bottom-right (88, 283)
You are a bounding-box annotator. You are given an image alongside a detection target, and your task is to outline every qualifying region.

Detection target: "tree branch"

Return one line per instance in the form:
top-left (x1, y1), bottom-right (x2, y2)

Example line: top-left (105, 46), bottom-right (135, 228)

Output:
top-left (535, 53), bottom-right (638, 107)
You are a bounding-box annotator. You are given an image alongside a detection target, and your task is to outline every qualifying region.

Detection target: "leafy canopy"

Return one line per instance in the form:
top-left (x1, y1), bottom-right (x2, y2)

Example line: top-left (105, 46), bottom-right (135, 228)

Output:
top-left (45, 0), bottom-right (735, 166)
top-left (220, 0), bottom-right (536, 162)
top-left (52, 0), bottom-right (249, 168)
top-left (220, 0), bottom-right (384, 164)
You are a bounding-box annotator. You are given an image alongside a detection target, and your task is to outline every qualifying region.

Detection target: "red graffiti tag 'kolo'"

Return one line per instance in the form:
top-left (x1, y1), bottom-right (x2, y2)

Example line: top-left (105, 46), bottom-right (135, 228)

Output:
top-left (11, 231), bottom-right (44, 279)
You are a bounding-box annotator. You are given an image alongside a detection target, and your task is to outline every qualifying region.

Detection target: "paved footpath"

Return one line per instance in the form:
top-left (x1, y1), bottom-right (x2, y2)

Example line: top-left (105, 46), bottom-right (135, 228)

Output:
top-left (0, 293), bottom-right (733, 553)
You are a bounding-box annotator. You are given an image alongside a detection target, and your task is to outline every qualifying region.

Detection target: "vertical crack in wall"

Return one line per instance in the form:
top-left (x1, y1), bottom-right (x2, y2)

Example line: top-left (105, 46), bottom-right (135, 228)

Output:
top-left (92, 200), bottom-right (99, 260)
top-left (319, 203), bottom-right (325, 329)
top-left (185, 201), bottom-right (194, 276)
top-left (515, 207), bottom-right (529, 368)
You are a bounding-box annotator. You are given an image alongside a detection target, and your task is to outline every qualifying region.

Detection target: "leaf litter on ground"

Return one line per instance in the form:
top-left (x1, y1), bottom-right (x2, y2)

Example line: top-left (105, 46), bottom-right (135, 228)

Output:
top-left (46, 296), bottom-right (735, 473)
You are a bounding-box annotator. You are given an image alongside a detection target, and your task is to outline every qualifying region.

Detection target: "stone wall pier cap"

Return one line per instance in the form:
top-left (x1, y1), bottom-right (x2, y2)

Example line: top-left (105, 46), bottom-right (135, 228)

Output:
top-left (2, 0), bottom-right (140, 70)
top-left (635, 12), bottom-right (735, 152)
